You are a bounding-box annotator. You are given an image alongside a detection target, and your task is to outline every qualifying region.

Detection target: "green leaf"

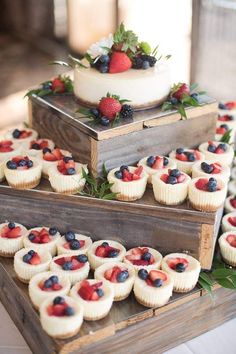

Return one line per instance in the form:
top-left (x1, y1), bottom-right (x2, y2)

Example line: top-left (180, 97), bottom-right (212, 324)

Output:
top-left (198, 278), bottom-right (213, 297)
top-left (220, 129), bottom-right (232, 143)
top-left (102, 192), bottom-right (117, 200)
top-left (24, 89), bottom-right (40, 98)
top-left (199, 272), bottom-right (214, 285)
top-left (162, 101), bottom-right (173, 111)
top-left (212, 268), bottom-right (236, 279)
top-left (37, 89), bottom-right (53, 97)
top-left (217, 278), bottom-right (236, 289)
top-left (198, 91), bottom-right (207, 95)
top-left (23, 121), bottom-right (29, 128)
top-left (102, 163), bottom-right (108, 178)
top-left (177, 104), bottom-right (187, 119)
top-left (165, 54), bottom-right (172, 60)
top-left (190, 83), bottom-right (198, 91)
top-left (139, 41), bottom-right (151, 55)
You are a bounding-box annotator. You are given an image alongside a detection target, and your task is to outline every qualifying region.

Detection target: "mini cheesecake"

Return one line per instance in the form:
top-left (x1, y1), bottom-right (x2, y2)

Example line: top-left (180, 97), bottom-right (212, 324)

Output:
top-left (138, 155), bottom-right (177, 184)
top-left (217, 113), bottom-right (236, 129)
top-left (5, 128), bottom-right (38, 149)
top-left (188, 176), bottom-right (227, 212)
top-left (222, 212), bottom-right (236, 232)
top-left (4, 155), bottom-right (42, 189)
top-left (95, 262), bottom-right (135, 301)
top-left (70, 279), bottom-right (114, 320)
top-left (192, 161), bottom-right (230, 183)
top-left (215, 123), bottom-right (235, 144)
top-left (124, 246), bottom-right (162, 272)
top-left (169, 148), bottom-right (204, 175)
top-left (198, 141), bottom-right (234, 165)
top-left (134, 269), bottom-right (173, 308)
top-left (50, 253), bottom-right (90, 285)
top-left (0, 222), bottom-right (28, 257)
top-left (23, 227), bottom-right (61, 256)
top-left (152, 168), bottom-right (191, 205)
top-left (29, 271), bottom-right (71, 309)
top-left (161, 253), bottom-right (201, 293)
top-left (26, 139), bottom-right (55, 158)
top-left (48, 158), bottom-right (88, 194)
top-left (107, 165), bottom-right (148, 201)
top-left (40, 295), bottom-right (83, 338)
top-left (57, 231), bottom-right (92, 256)
top-left (87, 240), bottom-right (126, 270)
top-left (218, 101), bottom-right (236, 118)
top-left (218, 232), bottom-right (236, 267)
top-left (0, 140), bottom-right (22, 162)
top-left (14, 248), bottom-right (52, 283)
top-left (41, 148), bottom-right (72, 179)
top-left (225, 195), bottom-right (236, 213)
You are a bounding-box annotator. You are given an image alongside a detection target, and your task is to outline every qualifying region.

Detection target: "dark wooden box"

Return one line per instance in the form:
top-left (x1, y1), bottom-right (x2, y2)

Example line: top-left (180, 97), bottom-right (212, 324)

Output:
top-left (29, 95), bottom-right (217, 177)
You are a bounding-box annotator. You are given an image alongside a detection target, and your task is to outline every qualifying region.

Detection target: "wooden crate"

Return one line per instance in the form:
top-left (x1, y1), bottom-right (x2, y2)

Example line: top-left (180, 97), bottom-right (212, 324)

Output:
top-left (1, 257), bottom-right (236, 354)
top-left (0, 180), bottom-right (223, 270)
top-left (29, 94), bottom-right (217, 177)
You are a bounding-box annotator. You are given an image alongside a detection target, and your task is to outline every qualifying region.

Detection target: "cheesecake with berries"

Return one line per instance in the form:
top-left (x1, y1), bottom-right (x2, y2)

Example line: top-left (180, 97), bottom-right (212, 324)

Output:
top-left (169, 148), bottom-right (204, 175)
top-left (0, 140), bottom-right (22, 162)
top-left (4, 156), bottom-right (42, 189)
top-left (27, 138), bottom-right (55, 158)
top-left (107, 165), bottom-right (148, 201)
top-left (40, 295), bottom-right (83, 338)
top-left (188, 176), bottom-right (227, 212)
top-left (94, 262), bottom-right (135, 301)
top-left (215, 124), bottom-right (235, 143)
top-left (225, 195), bottom-right (236, 213)
top-left (0, 222), bottom-right (28, 257)
top-left (218, 232), bottom-right (236, 267)
top-left (217, 112), bottom-right (236, 128)
top-left (57, 231), bottom-right (92, 255)
top-left (87, 240), bottom-right (126, 270)
top-left (218, 101), bottom-right (236, 118)
top-left (29, 271), bottom-right (71, 309)
top-left (134, 269), bottom-right (173, 308)
top-left (48, 158), bottom-right (88, 194)
top-left (50, 253), bottom-right (90, 285)
top-left (222, 212), bottom-right (236, 232)
top-left (124, 247), bottom-right (162, 272)
top-left (41, 148), bottom-right (72, 178)
top-left (5, 128), bottom-right (38, 149)
top-left (198, 141), bottom-right (234, 165)
top-left (23, 227), bottom-right (61, 256)
top-left (192, 161), bottom-right (230, 183)
top-left (161, 253), bottom-right (201, 293)
top-left (138, 155), bottom-right (176, 184)
top-left (14, 248), bottom-right (52, 283)
top-left (152, 168), bottom-right (191, 205)
top-left (70, 279), bottom-right (114, 320)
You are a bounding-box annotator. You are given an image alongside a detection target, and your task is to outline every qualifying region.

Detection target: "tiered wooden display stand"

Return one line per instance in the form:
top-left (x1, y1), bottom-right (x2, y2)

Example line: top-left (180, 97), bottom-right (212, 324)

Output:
top-left (1, 94), bottom-right (236, 354)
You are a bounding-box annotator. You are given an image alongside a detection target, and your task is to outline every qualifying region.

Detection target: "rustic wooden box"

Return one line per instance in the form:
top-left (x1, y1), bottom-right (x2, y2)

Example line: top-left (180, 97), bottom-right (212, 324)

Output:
top-left (0, 180), bottom-right (223, 270)
top-left (29, 94), bottom-right (217, 177)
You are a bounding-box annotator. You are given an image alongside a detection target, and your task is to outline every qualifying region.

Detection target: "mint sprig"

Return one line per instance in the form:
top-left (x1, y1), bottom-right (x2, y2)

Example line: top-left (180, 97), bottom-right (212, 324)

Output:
top-left (220, 129), bottom-right (232, 143)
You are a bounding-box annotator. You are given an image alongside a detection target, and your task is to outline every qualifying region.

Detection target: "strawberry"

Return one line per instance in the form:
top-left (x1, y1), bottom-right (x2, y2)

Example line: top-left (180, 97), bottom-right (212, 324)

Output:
top-left (141, 247), bottom-right (149, 254)
top-left (228, 217), bottom-right (236, 227)
top-left (29, 253), bottom-right (41, 265)
top-left (149, 254), bottom-right (155, 264)
top-left (43, 152), bottom-right (57, 161)
top-left (98, 96), bottom-right (122, 120)
top-left (0, 141), bottom-right (13, 152)
top-left (20, 131), bottom-right (32, 139)
top-left (52, 283), bottom-right (63, 291)
top-left (132, 260), bottom-right (149, 266)
top-left (78, 284), bottom-right (94, 300)
top-left (230, 198), bottom-right (236, 209)
top-left (195, 178), bottom-right (208, 191)
top-left (177, 174), bottom-right (186, 183)
top-left (226, 234), bottom-right (236, 248)
top-left (12, 156), bottom-right (25, 164)
top-left (171, 83), bottom-right (190, 101)
top-left (152, 157), bottom-right (164, 170)
top-left (125, 254), bottom-right (140, 261)
top-left (95, 245), bottom-right (107, 257)
top-left (104, 268), bottom-right (113, 280)
top-left (133, 166), bottom-right (143, 176)
top-left (52, 304), bottom-right (66, 316)
top-left (225, 101), bottom-right (236, 110)
top-left (41, 234), bottom-right (50, 243)
top-left (71, 258), bottom-right (84, 270)
top-left (51, 78), bottom-right (65, 93)
top-left (131, 247), bottom-right (143, 255)
top-left (122, 169), bottom-right (133, 181)
top-left (91, 281), bottom-right (103, 290)
top-left (7, 226), bottom-right (22, 238)
top-left (176, 153), bottom-right (188, 161)
top-left (90, 291), bottom-right (100, 301)
top-left (216, 126), bottom-right (227, 134)
top-left (54, 257), bottom-right (65, 266)
top-left (63, 242), bottom-right (70, 249)
top-left (53, 148), bottom-right (64, 160)
top-left (167, 257), bottom-right (188, 270)
top-left (145, 278), bottom-right (153, 287)
top-left (109, 52), bottom-right (132, 74)
top-left (160, 174), bottom-right (169, 183)
top-left (1, 225), bottom-right (9, 238)
top-left (194, 151), bottom-right (201, 160)
top-left (211, 163), bottom-right (221, 174)
top-left (47, 305), bottom-right (54, 316)
top-left (149, 270), bottom-right (167, 282)
top-left (215, 147), bottom-right (224, 154)
top-left (110, 266), bottom-right (121, 283)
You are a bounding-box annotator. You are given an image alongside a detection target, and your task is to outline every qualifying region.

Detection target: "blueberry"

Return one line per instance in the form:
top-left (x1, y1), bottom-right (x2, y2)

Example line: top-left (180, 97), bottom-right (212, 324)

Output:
top-left (141, 252), bottom-right (151, 261)
top-left (191, 93), bottom-right (199, 101)
top-left (115, 170), bottom-right (123, 179)
top-left (228, 115), bottom-right (234, 121)
top-left (65, 231), bottom-right (75, 242)
top-left (65, 306), bottom-right (75, 316)
top-left (167, 176), bottom-right (177, 185)
top-left (153, 278), bottom-right (163, 287)
top-left (99, 64), bottom-right (109, 73)
top-left (220, 124), bottom-right (229, 130)
top-left (63, 156), bottom-right (73, 163)
top-left (62, 261), bottom-right (73, 270)
top-left (42, 82), bottom-right (52, 90)
top-left (28, 233), bottom-right (35, 241)
top-left (27, 160), bottom-right (33, 168)
top-left (170, 97), bottom-right (178, 105)
top-left (28, 250), bottom-right (35, 256)
top-left (142, 60), bottom-right (150, 69)
top-left (77, 254), bottom-right (88, 263)
top-left (44, 279), bottom-right (53, 288)
top-left (163, 157), bottom-right (169, 166)
top-left (90, 108), bottom-right (100, 118)
top-left (18, 159), bottom-right (28, 167)
top-left (100, 116), bottom-right (110, 126)
top-left (201, 162), bottom-right (213, 174)
top-left (23, 254), bottom-right (32, 263)
top-left (218, 143), bottom-right (227, 151)
top-left (209, 177), bottom-right (217, 183)
top-left (187, 153), bottom-right (195, 162)
top-left (49, 227), bottom-right (58, 236)
top-left (146, 156), bottom-right (155, 167)
top-left (175, 262), bottom-right (186, 272)
top-left (70, 239), bottom-right (81, 250)
top-left (218, 103), bottom-right (226, 110)
top-left (207, 144), bottom-right (216, 153)
top-left (169, 169), bottom-right (181, 178)
top-left (101, 242), bottom-right (109, 247)
top-left (138, 268), bottom-right (148, 280)
top-left (96, 288), bottom-right (104, 297)
top-left (108, 249), bottom-right (119, 258)
top-left (49, 275), bottom-right (59, 284)
top-left (117, 270), bottom-right (129, 283)
top-left (31, 143), bottom-right (40, 150)
top-left (6, 161), bottom-right (17, 170)
top-left (53, 296), bottom-right (65, 305)
top-left (42, 147), bottom-right (51, 154)
top-left (176, 148), bottom-right (184, 154)
top-left (12, 129), bottom-right (21, 139)
top-left (67, 168), bottom-right (76, 175)
top-left (8, 222), bottom-right (15, 229)
top-left (100, 55), bottom-right (110, 64)
top-left (208, 177), bottom-right (217, 192)
top-left (120, 165), bottom-right (129, 172)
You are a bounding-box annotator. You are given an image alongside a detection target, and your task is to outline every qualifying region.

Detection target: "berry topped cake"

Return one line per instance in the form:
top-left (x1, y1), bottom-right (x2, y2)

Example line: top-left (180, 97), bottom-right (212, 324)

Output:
top-left (138, 155), bottom-right (176, 184)
top-left (5, 128), bottom-right (38, 149)
top-left (70, 279), bottom-right (114, 320)
top-left (161, 253), bottom-right (201, 293)
top-left (218, 232), bottom-right (236, 267)
top-left (39, 295), bottom-right (83, 338)
top-left (222, 212), bottom-right (236, 232)
top-left (23, 227), bottom-right (61, 256)
top-left (169, 148), bottom-right (204, 175)
top-left (124, 246), bottom-right (162, 271)
top-left (95, 261), bottom-right (135, 301)
top-left (41, 148), bottom-right (72, 178)
top-left (218, 101), bottom-right (236, 117)
top-left (27, 138), bottom-right (55, 158)
top-left (215, 124), bottom-right (234, 143)
top-left (198, 141), bottom-right (234, 165)
top-left (74, 23), bottom-right (171, 109)
top-left (152, 168), bottom-right (190, 205)
top-left (0, 222), bottom-right (27, 257)
top-left (0, 140), bottom-right (22, 162)
top-left (107, 165), bottom-right (148, 201)
top-left (192, 161), bottom-right (230, 183)
top-left (225, 195), bottom-right (236, 213)
top-left (87, 239), bottom-right (126, 270)
top-left (188, 176), bottom-right (227, 212)
top-left (134, 269), bottom-right (173, 308)
top-left (57, 231), bottom-right (92, 255)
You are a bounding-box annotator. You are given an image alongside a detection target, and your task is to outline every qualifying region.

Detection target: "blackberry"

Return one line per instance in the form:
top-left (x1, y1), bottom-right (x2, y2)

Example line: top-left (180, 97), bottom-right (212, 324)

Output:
top-left (120, 104), bottom-right (134, 119)
top-left (132, 57), bottom-right (143, 69)
top-left (141, 55), bottom-right (157, 67)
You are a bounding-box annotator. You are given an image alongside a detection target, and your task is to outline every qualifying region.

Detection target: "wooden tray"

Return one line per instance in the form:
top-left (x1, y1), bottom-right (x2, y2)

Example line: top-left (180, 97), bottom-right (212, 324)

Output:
top-left (1, 257), bottom-right (236, 354)
top-left (0, 180), bottom-right (223, 269)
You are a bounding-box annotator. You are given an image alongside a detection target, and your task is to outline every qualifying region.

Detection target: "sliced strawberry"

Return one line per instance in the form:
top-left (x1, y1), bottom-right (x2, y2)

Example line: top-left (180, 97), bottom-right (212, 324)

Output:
top-left (79, 240), bottom-right (85, 248)
top-left (195, 178), bottom-right (208, 191)
top-left (141, 247), bottom-right (149, 254)
top-left (90, 291), bottom-right (100, 301)
top-left (47, 305), bottom-right (54, 316)
top-left (225, 101), bottom-right (236, 110)
top-left (53, 148), bottom-right (64, 160)
top-left (230, 199), bottom-right (236, 209)
top-left (133, 166), bottom-right (143, 176)
top-left (20, 131), bottom-right (32, 139)
top-left (95, 245), bottom-right (107, 257)
top-left (160, 174), bottom-right (169, 183)
top-left (211, 163), bottom-right (221, 174)
top-left (176, 153), bottom-right (188, 161)
top-left (152, 157), bottom-right (164, 170)
top-left (122, 169), bottom-right (133, 181)
top-left (52, 304), bottom-right (65, 316)
top-left (54, 257), bottom-right (65, 266)
top-left (29, 253), bottom-right (41, 265)
top-left (104, 268), bottom-right (113, 280)
top-left (91, 281), bottom-right (103, 290)
top-left (7, 226), bottom-right (22, 238)
top-left (226, 234), bottom-right (236, 248)
top-left (132, 260), bottom-right (149, 266)
top-left (1, 225), bottom-right (9, 238)
top-left (149, 270), bottom-right (167, 282)
top-left (0, 145), bottom-right (13, 152)
top-left (63, 242), bottom-right (70, 249)
top-left (39, 228), bottom-right (49, 237)
top-left (43, 152), bottom-right (57, 161)
top-left (149, 254), bottom-right (154, 264)
top-left (52, 283), bottom-right (63, 291)
top-left (12, 156), bottom-right (24, 164)
top-left (109, 52), bottom-right (132, 74)
top-left (177, 174), bottom-right (186, 183)
top-left (125, 254), bottom-right (141, 261)
top-left (194, 151), bottom-right (201, 160)
top-left (215, 147), bottom-right (224, 154)
top-left (41, 234), bottom-right (50, 243)
top-left (78, 285), bottom-right (94, 300)
top-left (110, 266), bottom-right (121, 283)
top-left (65, 160), bottom-right (75, 169)
top-left (39, 140), bottom-right (49, 149)
top-left (216, 127), bottom-right (227, 134)
top-left (31, 235), bottom-right (41, 243)
top-left (145, 278), bottom-right (153, 287)
top-left (167, 257), bottom-right (188, 270)
top-left (228, 217), bottom-right (236, 227)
